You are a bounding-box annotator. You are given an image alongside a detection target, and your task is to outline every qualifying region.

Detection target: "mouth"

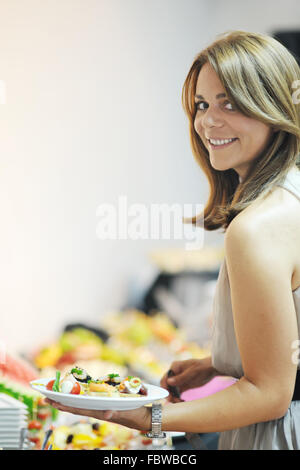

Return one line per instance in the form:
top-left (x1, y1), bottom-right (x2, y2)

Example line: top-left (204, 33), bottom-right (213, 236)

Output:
top-left (207, 137), bottom-right (238, 149)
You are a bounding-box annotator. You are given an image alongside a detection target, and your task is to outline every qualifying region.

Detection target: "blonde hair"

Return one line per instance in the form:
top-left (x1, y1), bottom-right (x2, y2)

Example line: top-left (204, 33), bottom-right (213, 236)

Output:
top-left (182, 30), bottom-right (300, 231)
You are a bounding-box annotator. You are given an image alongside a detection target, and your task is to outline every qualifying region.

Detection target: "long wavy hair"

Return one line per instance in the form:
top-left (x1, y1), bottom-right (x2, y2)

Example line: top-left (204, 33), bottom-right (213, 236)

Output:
top-left (182, 30), bottom-right (300, 232)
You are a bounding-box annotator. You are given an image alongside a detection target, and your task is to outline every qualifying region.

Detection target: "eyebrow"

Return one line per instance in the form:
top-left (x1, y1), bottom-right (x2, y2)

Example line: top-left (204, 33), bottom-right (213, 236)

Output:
top-left (195, 93), bottom-right (227, 100)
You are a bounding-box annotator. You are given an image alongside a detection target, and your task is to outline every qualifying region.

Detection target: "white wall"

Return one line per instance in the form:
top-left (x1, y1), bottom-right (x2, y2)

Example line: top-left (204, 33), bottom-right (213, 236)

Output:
top-left (0, 0), bottom-right (299, 352)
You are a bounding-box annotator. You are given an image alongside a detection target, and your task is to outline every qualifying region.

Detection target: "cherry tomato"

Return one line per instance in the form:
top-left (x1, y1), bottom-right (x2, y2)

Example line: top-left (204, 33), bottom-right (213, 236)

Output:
top-left (71, 382), bottom-right (81, 394)
top-left (141, 438), bottom-right (152, 446)
top-left (37, 410), bottom-right (51, 420)
top-left (28, 420), bottom-right (42, 430)
top-left (37, 397), bottom-right (47, 407)
top-left (46, 379), bottom-right (55, 391)
top-left (29, 436), bottom-right (40, 445)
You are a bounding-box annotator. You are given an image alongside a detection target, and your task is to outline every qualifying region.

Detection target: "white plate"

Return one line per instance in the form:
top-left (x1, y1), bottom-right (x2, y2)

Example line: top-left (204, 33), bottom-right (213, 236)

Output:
top-left (0, 394), bottom-right (28, 410)
top-left (0, 438), bottom-right (21, 443)
top-left (0, 415), bottom-right (27, 421)
top-left (0, 423), bottom-right (27, 428)
top-left (30, 378), bottom-right (169, 411)
top-left (0, 421), bottom-right (27, 426)
top-left (0, 430), bottom-right (21, 434)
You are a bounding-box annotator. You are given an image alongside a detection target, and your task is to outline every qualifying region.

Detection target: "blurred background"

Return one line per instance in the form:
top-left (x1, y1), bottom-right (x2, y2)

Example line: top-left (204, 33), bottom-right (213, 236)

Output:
top-left (0, 0), bottom-right (300, 451)
top-left (0, 0), bottom-right (299, 352)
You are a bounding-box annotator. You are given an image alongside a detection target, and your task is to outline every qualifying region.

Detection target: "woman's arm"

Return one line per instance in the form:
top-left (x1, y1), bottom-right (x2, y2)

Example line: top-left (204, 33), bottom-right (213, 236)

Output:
top-left (161, 213), bottom-right (299, 433)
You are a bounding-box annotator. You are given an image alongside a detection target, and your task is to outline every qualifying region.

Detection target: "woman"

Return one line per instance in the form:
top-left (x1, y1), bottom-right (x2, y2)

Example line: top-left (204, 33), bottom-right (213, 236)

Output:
top-left (46, 31), bottom-right (300, 450)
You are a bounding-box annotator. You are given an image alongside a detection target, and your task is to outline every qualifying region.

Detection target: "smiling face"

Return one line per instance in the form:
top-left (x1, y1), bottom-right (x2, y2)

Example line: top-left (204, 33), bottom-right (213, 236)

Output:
top-left (194, 62), bottom-right (274, 181)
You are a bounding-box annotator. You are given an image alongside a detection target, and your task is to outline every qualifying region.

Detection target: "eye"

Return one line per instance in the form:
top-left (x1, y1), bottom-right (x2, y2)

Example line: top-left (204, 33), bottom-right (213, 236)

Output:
top-left (195, 101), bottom-right (208, 111)
top-left (224, 101), bottom-right (235, 111)
top-left (195, 100), bottom-right (236, 112)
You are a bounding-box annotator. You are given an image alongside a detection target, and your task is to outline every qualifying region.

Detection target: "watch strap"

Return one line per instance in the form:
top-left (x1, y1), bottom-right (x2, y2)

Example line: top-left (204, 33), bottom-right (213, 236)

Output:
top-left (146, 402), bottom-right (166, 439)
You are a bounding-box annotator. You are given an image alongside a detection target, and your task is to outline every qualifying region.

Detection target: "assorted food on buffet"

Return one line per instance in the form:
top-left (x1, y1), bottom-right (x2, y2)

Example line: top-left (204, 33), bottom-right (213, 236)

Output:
top-left (0, 371), bottom-right (165, 450)
top-left (0, 360), bottom-right (57, 449)
top-left (101, 310), bottom-right (210, 382)
top-left (30, 310), bottom-right (210, 385)
top-left (149, 246), bottom-right (224, 274)
top-left (1, 307), bottom-right (212, 449)
top-left (45, 419), bottom-right (171, 450)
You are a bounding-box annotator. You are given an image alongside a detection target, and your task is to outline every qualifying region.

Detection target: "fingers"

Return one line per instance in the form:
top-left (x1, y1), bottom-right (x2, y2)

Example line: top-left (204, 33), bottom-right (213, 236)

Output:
top-left (160, 371), bottom-right (169, 389)
top-left (161, 359), bottom-right (200, 394)
top-left (160, 361), bottom-right (185, 388)
top-left (160, 367), bottom-right (184, 403)
top-left (45, 398), bottom-right (93, 416)
top-left (103, 410), bottom-right (114, 420)
top-left (168, 368), bottom-right (196, 389)
top-left (164, 366), bottom-right (186, 389)
top-left (45, 398), bottom-right (115, 421)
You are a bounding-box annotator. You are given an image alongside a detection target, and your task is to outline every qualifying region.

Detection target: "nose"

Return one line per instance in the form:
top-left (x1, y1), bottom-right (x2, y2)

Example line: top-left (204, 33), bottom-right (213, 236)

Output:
top-left (195, 104), bottom-right (225, 132)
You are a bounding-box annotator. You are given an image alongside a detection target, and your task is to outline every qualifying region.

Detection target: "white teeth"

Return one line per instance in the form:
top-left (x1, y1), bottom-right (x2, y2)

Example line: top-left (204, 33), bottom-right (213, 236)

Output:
top-left (209, 138), bottom-right (236, 146)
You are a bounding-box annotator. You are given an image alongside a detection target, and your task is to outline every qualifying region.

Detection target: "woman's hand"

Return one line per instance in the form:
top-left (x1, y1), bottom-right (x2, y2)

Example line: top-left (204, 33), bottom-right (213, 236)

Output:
top-left (45, 398), bottom-right (152, 432)
top-left (160, 357), bottom-right (217, 403)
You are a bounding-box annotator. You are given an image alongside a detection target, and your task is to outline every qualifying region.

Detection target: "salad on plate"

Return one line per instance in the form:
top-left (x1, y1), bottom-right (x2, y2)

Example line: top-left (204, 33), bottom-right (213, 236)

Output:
top-left (45, 367), bottom-right (148, 398)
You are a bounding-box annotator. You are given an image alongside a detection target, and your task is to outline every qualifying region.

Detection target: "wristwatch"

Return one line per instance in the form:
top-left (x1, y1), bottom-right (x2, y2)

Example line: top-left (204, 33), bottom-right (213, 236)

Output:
top-left (146, 402), bottom-right (166, 439)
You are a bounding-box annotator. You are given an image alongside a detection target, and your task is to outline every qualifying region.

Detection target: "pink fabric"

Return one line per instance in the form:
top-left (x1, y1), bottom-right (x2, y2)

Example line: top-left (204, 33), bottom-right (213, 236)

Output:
top-left (181, 376), bottom-right (237, 401)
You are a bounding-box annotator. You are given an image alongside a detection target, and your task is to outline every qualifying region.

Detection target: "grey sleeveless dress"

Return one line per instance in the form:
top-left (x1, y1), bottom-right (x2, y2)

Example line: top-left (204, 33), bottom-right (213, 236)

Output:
top-left (211, 166), bottom-right (300, 450)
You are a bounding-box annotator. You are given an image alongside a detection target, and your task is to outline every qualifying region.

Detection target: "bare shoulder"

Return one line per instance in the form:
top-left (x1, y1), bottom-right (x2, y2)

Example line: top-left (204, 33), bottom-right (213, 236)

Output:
top-left (225, 186), bottom-right (300, 290)
top-left (224, 187), bottom-right (299, 409)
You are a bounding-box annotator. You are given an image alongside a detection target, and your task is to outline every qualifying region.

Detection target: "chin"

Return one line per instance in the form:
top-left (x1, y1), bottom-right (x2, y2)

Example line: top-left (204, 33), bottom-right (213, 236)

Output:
top-left (209, 158), bottom-right (232, 172)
